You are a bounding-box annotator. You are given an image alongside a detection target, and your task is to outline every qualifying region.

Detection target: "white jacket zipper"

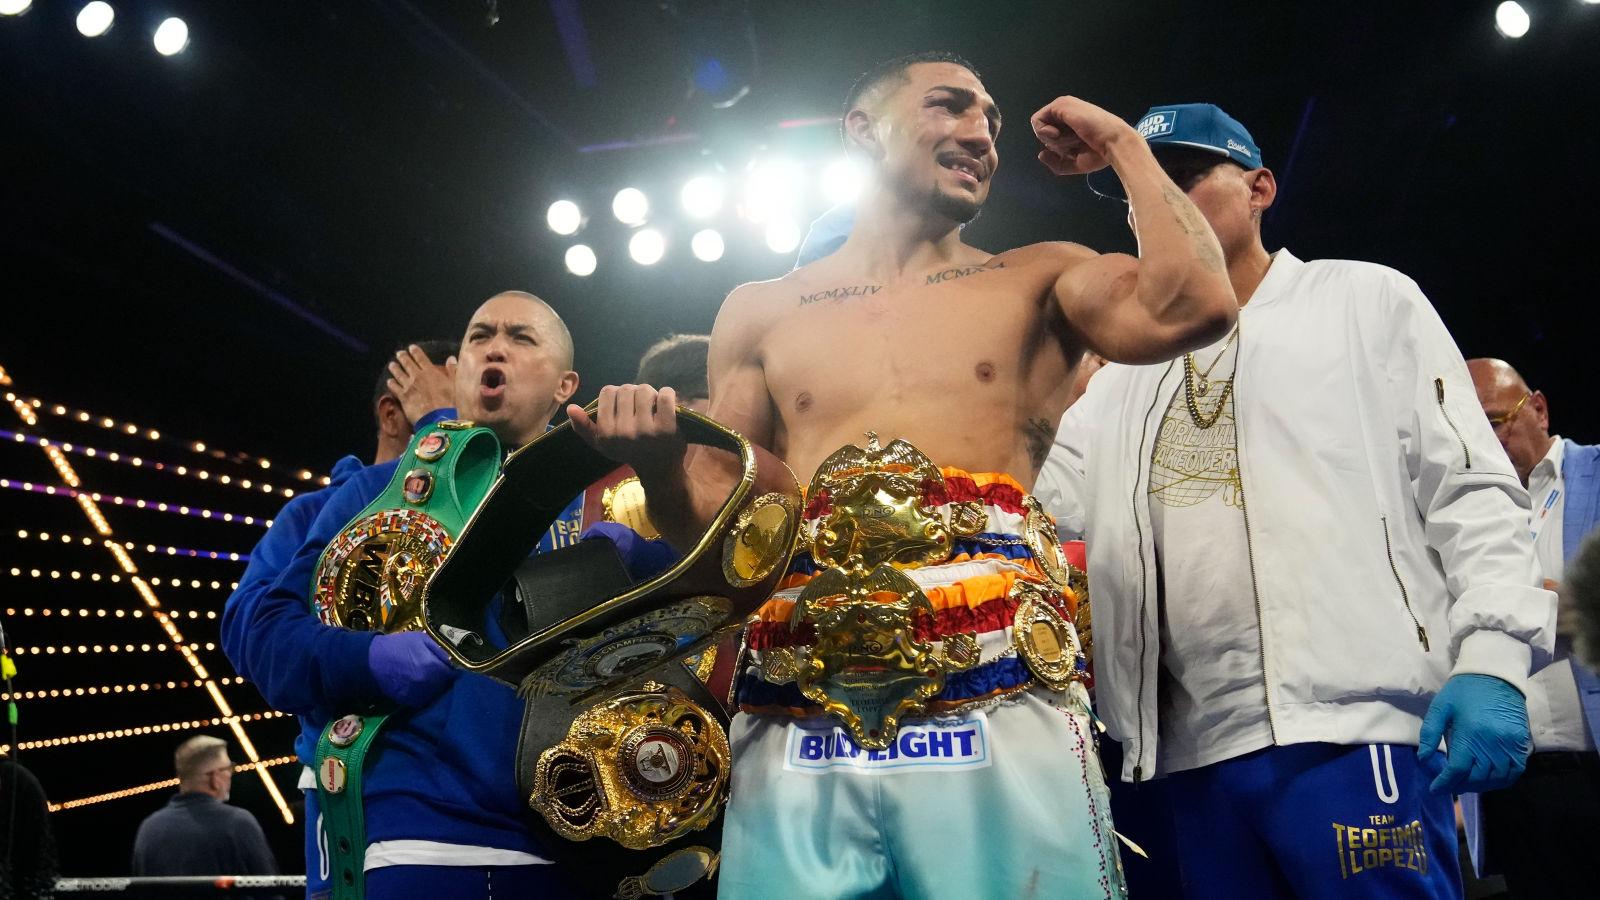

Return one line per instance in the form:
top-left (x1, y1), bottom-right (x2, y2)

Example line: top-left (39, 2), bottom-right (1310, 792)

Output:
top-left (1435, 378), bottom-right (1471, 470)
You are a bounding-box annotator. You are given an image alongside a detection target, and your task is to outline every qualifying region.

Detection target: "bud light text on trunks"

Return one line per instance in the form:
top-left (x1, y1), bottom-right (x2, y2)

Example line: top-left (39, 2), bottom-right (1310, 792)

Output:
top-left (782, 715), bottom-right (992, 774)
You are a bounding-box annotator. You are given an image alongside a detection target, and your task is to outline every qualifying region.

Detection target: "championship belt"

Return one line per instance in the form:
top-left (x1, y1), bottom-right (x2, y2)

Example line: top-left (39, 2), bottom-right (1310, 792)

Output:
top-left (585, 465), bottom-right (741, 712)
top-left (423, 406), bottom-right (800, 898)
top-left (759, 434), bottom-right (1090, 751)
top-left (309, 419), bottom-right (500, 900)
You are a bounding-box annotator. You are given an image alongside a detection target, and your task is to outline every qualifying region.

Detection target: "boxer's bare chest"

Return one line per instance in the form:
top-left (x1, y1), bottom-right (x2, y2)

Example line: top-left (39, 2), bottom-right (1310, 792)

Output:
top-left (756, 257), bottom-right (1076, 481)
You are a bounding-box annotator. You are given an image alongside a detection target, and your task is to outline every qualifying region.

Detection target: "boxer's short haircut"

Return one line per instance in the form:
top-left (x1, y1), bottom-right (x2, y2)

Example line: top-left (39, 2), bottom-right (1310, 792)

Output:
top-left (636, 333), bottom-right (710, 401)
top-left (842, 51), bottom-right (982, 128)
top-left (372, 339), bottom-right (457, 409)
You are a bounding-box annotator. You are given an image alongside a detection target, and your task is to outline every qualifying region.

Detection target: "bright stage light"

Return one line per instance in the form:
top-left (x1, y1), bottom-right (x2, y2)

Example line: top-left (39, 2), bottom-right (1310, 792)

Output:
top-left (153, 16), bottom-right (188, 56)
top-left (681, 176), bottom-right (725, 219)
top-left (76, 2), bottom-right (114, 36)
top-left (565, 244), bottom-right (597, 277)
top-left (1495, 2), bottom-right (1530, 37)
top-left (765, 218), bottom-right (801, 255)
top-left (742, 159), bottom-right (802, 223)
top-left (612, 188), bottom-right (649, 226)
top-left (820, 159), bottom-right (866, 207)
top-left (691, 229), bottom-right (725, 262)
top-left (629, 229), bottom-right (666, 266)
top-left (546, 200), bottom-right (581, 235)
top-left (0, 0), bottom-right (31, 15)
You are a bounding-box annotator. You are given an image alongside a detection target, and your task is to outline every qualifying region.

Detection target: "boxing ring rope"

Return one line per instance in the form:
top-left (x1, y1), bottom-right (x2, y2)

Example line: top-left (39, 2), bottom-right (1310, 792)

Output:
top-left (55, 875), bottom-right (307, 893)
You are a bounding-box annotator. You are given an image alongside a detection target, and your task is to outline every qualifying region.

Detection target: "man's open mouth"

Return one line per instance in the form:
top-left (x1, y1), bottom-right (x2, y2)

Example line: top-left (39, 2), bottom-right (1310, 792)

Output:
top-left (480, 367), bottom-right (507, 401)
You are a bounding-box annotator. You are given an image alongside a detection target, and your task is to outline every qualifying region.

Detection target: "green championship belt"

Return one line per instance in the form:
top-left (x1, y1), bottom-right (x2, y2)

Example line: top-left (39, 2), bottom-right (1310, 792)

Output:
top-left (309, 419), bottom-right (500, 900)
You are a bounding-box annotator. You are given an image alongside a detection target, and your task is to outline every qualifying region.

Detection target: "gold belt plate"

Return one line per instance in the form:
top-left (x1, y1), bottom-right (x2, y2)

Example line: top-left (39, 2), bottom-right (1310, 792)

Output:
top-left (530, 684), bottom-right (730, 851)
top-left (314, 509), bottom-right (453, 633)
top-left (771, 434), bottom-right (991, 749)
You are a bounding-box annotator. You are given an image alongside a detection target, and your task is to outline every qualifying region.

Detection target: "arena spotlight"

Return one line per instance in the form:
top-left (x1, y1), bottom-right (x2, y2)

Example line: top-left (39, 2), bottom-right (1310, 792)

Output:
top-left (742, 159), bottom-right (803, 224)
top-left (1495, 1), bottom-right (1530, 37)
top-left (153, 16), bottom-right (188, 55)
top-left (681, 176), bottom-right (725, 219)
top-left (629, 229), bottom-right (666, 266)
top-left (564, 244), bottom-right (597, 277)
top-left (546, 200), bottom-right (582, 236)
top-left (612, 188), bottom-right (649, 226)
top-left (765, 218), bottom-right (801, 255)
top-left (0, 0), bottom-right (31, 15)
top-left (691, 229), bottom-right (725, 263)
top-left (820, 158), bottom-right (867, 207)
top-left (76, 2), bottom-right (113, 36)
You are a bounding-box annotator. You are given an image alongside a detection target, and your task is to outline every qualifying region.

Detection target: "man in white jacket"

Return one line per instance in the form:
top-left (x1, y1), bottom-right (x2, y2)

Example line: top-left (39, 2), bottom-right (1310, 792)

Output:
top-left (1036, 103), bottom-right (1555, 899)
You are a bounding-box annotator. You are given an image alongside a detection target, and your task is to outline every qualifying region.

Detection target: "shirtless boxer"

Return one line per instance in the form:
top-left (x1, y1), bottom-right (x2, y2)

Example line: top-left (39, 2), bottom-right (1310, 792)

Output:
top-left (569, 52), bottom-right (1236, 899)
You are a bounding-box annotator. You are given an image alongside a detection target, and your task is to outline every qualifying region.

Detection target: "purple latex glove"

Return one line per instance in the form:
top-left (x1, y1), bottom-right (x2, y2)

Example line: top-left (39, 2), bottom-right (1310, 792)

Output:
top-left (367, 631), bottom-right (455, 707)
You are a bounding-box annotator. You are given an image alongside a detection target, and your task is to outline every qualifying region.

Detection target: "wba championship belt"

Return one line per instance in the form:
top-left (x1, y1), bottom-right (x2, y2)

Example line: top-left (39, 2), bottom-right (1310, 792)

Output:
top-left (423, 406), bottom-right (799, 898)
top-left (309, 419), bottom-right (500, 900)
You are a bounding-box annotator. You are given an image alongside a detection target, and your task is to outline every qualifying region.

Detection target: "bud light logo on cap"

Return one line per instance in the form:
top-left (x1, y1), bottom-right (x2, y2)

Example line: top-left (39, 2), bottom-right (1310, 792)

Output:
top-left (1137, 110), bottom-right (1177, 139)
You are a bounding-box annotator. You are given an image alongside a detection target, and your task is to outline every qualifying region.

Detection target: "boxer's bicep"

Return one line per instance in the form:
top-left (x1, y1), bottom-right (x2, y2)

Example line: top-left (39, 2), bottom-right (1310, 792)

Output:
top-left (1054, 251), bottom-right (1225, 365)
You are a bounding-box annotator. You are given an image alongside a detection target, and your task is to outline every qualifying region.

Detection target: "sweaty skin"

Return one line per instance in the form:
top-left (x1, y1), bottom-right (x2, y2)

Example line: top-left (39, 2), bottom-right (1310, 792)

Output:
top-left (571, 62), bottom-right (1237, 546)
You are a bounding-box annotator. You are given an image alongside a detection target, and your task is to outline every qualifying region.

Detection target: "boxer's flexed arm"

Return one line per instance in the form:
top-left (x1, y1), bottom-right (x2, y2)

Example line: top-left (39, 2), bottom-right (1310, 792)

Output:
top-left (569, 283), bottom-right (780, 552)
top-left (1033, 96), bottom-right (1237, 364)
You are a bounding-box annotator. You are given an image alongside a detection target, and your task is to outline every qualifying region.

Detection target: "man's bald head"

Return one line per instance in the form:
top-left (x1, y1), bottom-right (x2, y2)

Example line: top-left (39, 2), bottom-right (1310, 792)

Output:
top-left (454, 290), bottom-right (580, 447)
top-left (487, 291), bottom-right (574, 369)
top-left (1467, 357), bottom-right (1552, 486)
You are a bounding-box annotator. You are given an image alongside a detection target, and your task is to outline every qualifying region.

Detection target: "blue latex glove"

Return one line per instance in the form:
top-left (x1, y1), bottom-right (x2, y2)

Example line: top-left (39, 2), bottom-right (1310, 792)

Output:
top-left (1416, 673), bottom-right (1532, 795)
top-left (581, 521), bottom-right (680, 582)
top-left (367, 631), bottom-right (456, 707)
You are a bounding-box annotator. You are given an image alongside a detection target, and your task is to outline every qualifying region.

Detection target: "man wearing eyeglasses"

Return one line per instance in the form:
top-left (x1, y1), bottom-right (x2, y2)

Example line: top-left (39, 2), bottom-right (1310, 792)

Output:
top-left (132, 735), bottom-right (278, 877)
top-left (1464, 357), bottom-right (1600, 899)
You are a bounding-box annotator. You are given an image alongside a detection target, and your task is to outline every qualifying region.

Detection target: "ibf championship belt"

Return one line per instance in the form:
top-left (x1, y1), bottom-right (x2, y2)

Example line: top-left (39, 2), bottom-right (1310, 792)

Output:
top-left (759, 434), bottom-right (1090, 750)
top-left (309, 419), bottom-right (500, 900)
top-left (423, 405), bottom-right (800, 898)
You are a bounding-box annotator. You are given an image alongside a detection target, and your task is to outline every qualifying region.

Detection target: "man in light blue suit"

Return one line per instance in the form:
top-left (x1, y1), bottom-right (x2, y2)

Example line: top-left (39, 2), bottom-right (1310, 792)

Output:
top-left (1466, 357), bottom-right (1600, 899)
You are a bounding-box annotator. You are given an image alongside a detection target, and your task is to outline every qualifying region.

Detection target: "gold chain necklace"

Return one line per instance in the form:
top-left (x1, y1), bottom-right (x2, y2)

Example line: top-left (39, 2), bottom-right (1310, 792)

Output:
top-left (1183, 327), bottom-right (1239, 429)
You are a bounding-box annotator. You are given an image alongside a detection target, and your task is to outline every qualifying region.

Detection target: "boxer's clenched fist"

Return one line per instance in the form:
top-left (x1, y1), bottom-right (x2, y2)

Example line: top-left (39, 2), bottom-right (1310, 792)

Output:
top-left (567, 384), bottom-right (685, 476)
top-left (1030, 96), bottom-right (1139, 176)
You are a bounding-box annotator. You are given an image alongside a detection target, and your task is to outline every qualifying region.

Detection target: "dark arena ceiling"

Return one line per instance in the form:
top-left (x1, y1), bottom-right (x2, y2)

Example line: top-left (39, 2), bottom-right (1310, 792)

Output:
top-left (1, 0), bottom-right (1596, 877)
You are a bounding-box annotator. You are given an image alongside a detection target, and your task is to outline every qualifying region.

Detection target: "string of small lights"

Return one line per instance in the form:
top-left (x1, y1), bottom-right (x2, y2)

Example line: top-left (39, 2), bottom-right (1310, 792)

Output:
top-left (5, 564), bottom-right (236, 590)
top-left (1, 427), bottom-right (301, 498)
top-left (4, 606), bottom-right (220, 620)
top-left (1, 364), bottom-right (294, 823)
top-left (3, 391), bottom-right (329, 485)
top-left (9, 641), bottom-right (219, 656)
top-left (3, 676), bottom-right (247, 702)
top-left (0, 478), bottom-right (274, 528)
top-left (48, 756), bottom-right (298, 813)
top-left (11, 527), bottom-right (251, 563)
top-left (0, 710), bottom-right (288, 754)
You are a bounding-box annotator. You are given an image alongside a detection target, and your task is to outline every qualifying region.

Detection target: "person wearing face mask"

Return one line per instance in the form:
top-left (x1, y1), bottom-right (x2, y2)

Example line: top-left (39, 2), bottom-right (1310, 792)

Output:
top-left (1037, 103), bottom-right (1555, 899)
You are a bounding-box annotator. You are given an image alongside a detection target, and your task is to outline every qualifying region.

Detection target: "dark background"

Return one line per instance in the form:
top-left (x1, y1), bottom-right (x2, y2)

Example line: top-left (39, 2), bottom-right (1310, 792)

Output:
top-left (1, 0), bottom-right (1595, 877)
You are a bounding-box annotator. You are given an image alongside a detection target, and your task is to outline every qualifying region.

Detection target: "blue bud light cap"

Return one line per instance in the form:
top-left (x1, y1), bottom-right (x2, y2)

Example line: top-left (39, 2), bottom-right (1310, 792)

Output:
top-left (1087, 103), bottom-right (1262, 200)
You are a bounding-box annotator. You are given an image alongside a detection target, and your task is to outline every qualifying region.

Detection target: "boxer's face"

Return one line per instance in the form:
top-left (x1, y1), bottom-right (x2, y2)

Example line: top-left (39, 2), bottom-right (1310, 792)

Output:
top-left (875, 62), bottom-right (1000, 224)
top-left (454, 294), bottom-right (578, 447)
